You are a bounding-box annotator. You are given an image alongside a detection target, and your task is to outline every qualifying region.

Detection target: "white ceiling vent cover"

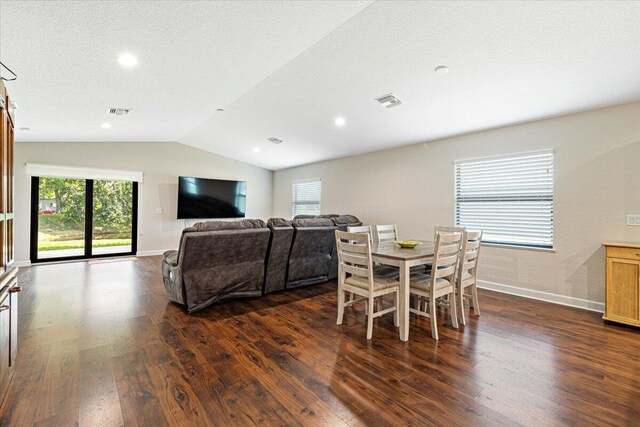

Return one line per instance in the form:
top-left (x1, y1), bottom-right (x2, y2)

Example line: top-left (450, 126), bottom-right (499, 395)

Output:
top-left (267, 137), bottom-right (283, 144)
top-left (375, 94), bottom-right (402, 108)
top-left (107, 108), bottom-right (132, 116)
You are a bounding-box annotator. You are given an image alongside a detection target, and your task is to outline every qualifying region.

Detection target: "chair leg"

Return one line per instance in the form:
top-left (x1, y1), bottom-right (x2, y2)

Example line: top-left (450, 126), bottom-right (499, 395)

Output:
top-left (349, 292), bottom-right (355, 303)
top-left (337, 289), bottom-right (345, 325)
top-left (458, 288), bottom-right (466, 326)
top-left (366, 295), bottom-right (375, 340)
top-left (429, 297), bottom-right (438, 340)
top-left (449, 291), bottom-right (459, 329)
top-left (393, 293), bottom-right (399, 327)
top-left (471, 283), bottom-right (480, 316)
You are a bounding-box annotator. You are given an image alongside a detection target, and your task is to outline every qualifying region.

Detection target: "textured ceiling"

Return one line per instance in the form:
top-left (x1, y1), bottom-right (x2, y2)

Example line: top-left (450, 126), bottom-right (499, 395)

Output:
top-left (4, 1), bottom-right (640, 170)
top-left (0, 0), bottom-right (373, 141)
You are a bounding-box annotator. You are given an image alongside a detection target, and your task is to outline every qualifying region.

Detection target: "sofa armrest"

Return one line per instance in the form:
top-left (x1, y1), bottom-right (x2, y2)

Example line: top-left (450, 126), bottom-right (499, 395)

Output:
top-left (163, 250), bottom-right (179, 266)
top-left (162, 250), bottom-right (185, 305)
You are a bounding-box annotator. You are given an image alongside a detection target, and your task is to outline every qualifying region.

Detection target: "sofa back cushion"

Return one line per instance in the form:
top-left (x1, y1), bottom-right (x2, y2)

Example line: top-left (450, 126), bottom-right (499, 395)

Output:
top-left (264, 218), bottom-right (294, 294)
top-left (191, 218), bottom-right (266, 232)
top-left (267, 217), bottom-right (292, 228)
top-left (178, 226), bottom-right (270, 311)
top-left (331, 214), bottom-right (362, 232)
top-left (287, 221), bottom-right (337, 286)
top-left (292, 218), bottom-right (334, 228)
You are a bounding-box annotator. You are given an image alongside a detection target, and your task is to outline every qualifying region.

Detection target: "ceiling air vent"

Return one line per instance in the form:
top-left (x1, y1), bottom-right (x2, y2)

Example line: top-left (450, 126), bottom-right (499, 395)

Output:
top-left (107, 108), bottom-right (132, 116)
top-left (267, 137), bottom-right (283, 145)
top-left (375, 93), bottom-right (402, 108)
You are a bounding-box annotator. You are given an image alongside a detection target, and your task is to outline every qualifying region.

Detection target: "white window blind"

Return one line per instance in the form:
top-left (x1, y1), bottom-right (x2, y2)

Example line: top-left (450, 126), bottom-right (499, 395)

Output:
top-left (455, 150), bottom-right (554, 249)
top-left (292, 179), bottom-right (321, 217)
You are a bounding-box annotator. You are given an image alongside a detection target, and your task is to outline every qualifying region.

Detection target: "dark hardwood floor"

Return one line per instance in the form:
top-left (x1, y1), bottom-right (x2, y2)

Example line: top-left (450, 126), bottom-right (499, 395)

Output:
top-left (1, 256), bottom-right (639, 426)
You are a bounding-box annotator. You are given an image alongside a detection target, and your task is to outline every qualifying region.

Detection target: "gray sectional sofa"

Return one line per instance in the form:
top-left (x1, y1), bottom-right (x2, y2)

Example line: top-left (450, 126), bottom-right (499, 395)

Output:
top-left (162, 214), bottom-right (362, 313)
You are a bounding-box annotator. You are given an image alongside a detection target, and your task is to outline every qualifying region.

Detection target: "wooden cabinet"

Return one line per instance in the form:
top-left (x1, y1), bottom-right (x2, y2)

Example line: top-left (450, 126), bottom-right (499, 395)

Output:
top-left (0, 80), bottom-right (18, 406)
top-left (603, 242), bottom-right (640, 327)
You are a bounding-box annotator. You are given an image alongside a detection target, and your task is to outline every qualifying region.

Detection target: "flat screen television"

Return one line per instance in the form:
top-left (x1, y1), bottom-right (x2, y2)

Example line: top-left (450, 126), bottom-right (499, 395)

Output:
top-left (177, 176), bottom-right (247, 219)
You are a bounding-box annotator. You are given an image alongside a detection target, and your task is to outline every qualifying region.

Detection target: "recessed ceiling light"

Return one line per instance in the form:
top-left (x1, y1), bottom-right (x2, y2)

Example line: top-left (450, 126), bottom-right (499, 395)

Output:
top-left (253, 147), bottom-right (261, 152)
top-left (117, 52), bottom-right (138, 68)
top-left (334, 117), bottom-right (346, 127)
top-left (100, 122), bottom-right (112, 129)
top-left (434, 65), bottom-right (449, 75)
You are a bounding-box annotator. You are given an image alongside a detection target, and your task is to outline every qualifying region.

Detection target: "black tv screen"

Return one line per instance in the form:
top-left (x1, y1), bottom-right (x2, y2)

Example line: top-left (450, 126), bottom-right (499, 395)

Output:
top-left (177, 176), bottom-right (247, 219)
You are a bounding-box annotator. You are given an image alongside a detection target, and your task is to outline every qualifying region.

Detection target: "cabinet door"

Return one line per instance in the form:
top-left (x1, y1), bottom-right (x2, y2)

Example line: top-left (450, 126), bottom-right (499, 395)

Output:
top-left (0, 294), bottom-right (9, 394)
top-left (9, 284), bottom-right (18, 367)
top-left (606, 257), bottom-right (640, 324)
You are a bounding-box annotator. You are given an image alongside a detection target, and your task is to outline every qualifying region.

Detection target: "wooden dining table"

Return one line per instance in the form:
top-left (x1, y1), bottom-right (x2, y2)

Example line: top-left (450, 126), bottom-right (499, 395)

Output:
top-left (371, 240), bottom-right (435, 341)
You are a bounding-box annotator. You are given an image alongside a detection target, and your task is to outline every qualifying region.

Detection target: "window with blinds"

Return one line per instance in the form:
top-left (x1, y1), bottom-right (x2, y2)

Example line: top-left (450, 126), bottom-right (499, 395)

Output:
top-left (455, 150), bottom-right (554, 249)
top-left (292, 179), bottom-right (321, 217)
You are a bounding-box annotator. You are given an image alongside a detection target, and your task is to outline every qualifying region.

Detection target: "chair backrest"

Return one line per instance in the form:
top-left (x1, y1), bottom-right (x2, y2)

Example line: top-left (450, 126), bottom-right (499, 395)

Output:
top-left (458, 230), bottom-right (483, 284)
top-left (335, 230), bottom-right (374, 291)
top-left (431, 231), bottom-right (463, 284)
top-left (348, 225), bottom-right (372, 234)
top-left (374, 224), bottom-right (398, 244)
top-left (434, 225), bottom-right (466, 239)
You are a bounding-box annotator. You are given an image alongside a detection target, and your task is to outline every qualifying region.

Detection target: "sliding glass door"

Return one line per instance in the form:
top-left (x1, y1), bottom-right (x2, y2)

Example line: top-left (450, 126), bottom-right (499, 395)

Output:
top-left (92, 180), bottom-right (134, 255)
top-left (30, 177), bottom-right (138, 262)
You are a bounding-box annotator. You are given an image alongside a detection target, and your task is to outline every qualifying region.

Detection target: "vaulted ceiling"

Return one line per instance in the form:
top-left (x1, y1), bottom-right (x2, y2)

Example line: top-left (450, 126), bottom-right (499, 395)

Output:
top-left (3, 1), bottom-right (640, 170)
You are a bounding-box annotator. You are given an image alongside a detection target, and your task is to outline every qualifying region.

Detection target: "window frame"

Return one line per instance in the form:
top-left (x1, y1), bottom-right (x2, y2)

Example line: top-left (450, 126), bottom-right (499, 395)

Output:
top-left (291, 178), bottom-right (321, 217)
top-left (454, 150), bottom-right (555, 250)
top-left (30, 176), bottom-right (139, 263)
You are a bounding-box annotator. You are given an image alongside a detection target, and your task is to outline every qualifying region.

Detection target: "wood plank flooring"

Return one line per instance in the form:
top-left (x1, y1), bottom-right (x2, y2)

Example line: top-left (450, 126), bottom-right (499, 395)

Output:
top-left (1, 256), bottom-right (640, 426)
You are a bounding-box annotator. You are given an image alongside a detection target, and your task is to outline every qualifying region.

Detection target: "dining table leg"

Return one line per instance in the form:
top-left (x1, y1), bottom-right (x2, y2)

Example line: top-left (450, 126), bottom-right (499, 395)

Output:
top-left (399, 261), bottom-right (410, 341)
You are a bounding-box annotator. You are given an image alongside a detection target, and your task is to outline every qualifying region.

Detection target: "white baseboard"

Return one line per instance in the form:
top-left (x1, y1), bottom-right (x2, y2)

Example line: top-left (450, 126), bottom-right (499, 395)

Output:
top-left (14, 250), bottom-right (169, 267)
top-left (478, 279), bottom-right (604, 313)
top-left (136, 250), bottom-right (170, 257)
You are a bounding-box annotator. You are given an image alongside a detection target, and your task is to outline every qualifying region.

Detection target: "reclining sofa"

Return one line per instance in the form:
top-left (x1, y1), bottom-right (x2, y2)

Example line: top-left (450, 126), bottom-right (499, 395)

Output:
top-left (162, 214), bottom-right (362, 313)
top-left (162, 219), bottom-right (270, 313)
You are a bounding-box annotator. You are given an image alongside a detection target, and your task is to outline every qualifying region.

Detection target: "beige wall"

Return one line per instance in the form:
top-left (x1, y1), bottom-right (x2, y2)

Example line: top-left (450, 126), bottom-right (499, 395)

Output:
top-left (274, 102), bottom-right (640, 305)
top-left (15, 141), bottom-right (273, 263)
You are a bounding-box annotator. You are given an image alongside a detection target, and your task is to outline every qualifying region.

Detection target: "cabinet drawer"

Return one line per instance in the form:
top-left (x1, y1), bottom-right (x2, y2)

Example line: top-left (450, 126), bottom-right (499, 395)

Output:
top-left (607, 246), bottom-right (640, 261)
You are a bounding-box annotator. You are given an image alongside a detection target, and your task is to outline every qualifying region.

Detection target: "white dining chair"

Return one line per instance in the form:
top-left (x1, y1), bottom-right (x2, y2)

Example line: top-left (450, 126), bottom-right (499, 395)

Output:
top-left (374, 224), bottom-right (398, 244)
top-left (409, 231), bottom-right (462, 340)
top-left (336, 231), bottom-right (400, 340)
top-left (456, 230), bottom-right (483, 325)
top-left (346, 225), bottom-right (372, 305)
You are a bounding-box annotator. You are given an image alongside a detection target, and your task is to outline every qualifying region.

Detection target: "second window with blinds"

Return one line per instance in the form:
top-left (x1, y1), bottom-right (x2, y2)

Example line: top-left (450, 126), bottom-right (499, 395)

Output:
top-left (455, 150), bottom-right (554, 249)
top-left (292, 179), bottom-right (321, 217)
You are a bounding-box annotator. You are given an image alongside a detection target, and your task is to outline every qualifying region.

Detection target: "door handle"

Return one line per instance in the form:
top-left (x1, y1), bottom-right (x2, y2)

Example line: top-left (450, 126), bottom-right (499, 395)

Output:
top-left (0, 305), bottom-right (9, 312)
top-left (8, 286), bottom-right (21, 293)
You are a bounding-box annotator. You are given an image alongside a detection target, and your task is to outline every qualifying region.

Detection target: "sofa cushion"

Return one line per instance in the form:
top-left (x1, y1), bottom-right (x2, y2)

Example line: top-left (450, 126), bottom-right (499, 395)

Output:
top-left (292, 218), bottom-right (335, 228)
top-left (192, 218), bottom-right (266, 232)
top-left (292, 214), bottom-right (317, 220)
top-left (267, 217), bottom-right (292, 228)
top-left (332, 214), bottom-right (361, 226)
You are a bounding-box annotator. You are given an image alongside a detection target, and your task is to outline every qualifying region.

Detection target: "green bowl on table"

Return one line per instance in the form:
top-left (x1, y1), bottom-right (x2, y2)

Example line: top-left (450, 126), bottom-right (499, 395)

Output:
top-left (395, 240), bottom-right (421, 249)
